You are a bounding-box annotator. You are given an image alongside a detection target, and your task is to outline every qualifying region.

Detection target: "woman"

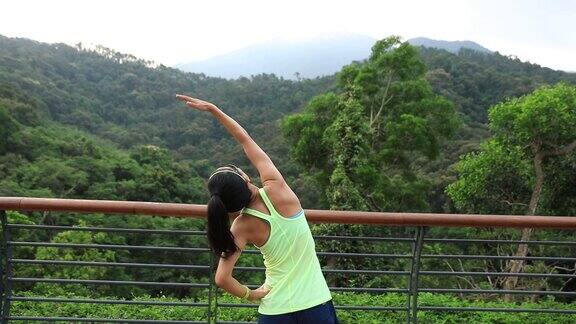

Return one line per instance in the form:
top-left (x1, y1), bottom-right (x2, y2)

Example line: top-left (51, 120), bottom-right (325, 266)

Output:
top-left (176, 94), bottom-right (338, 323)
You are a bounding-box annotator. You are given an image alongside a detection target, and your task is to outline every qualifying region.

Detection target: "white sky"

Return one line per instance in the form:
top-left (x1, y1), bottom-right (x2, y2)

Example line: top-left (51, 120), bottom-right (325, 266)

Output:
top-left (1, 0), bottom-right (575, 71)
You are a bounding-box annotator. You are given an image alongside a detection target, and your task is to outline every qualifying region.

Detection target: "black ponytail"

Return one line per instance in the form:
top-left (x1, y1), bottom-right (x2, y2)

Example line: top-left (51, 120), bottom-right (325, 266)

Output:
top-left (207, 194), bottom-right (237, 258)
top-left (206, 171), bottom-right (252, 259)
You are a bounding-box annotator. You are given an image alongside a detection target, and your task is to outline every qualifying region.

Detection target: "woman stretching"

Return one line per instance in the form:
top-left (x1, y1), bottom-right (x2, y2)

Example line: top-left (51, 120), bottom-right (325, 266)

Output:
top-left (176, 95), bottom-right (338, 323)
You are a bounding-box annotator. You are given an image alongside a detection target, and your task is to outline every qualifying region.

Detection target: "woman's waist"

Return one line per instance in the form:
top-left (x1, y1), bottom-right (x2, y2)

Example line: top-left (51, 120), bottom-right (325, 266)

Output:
top-left (264, 261), bottom-right (325, 288)
top-left (258, 280), bottom-right (332, 315)
top-left (262, 250), bottom-right (318, 276)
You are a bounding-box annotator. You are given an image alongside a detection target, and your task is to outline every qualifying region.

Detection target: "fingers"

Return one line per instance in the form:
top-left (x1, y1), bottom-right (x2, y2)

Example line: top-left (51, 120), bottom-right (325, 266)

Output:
top-left (175, 94), bottom-right (196, 102)
top-left (176, 94), bottom-right (214, 111)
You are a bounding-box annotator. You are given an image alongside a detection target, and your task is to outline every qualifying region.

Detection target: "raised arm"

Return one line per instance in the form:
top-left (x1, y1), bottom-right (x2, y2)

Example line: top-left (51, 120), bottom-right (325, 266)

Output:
top-left (176, 95), bottom-right (284, 185)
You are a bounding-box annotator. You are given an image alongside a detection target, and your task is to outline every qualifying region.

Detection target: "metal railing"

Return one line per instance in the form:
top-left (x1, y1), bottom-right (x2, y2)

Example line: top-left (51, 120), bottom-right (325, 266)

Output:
top-left (1, 197), bottom-right (576, 323)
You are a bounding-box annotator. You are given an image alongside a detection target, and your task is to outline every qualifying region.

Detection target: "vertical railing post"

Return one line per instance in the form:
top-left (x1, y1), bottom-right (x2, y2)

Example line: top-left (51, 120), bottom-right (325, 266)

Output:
top-left (1, 210), bottom-right (12, 323)
top-left (407, 226), bottom-right (426, 324)
top-left (405, 229), bottom-right (415, 323)
top-left (0, 211), bottom-right (5, 319)
top-left (212, 254), bottom-right (219, 324)
top-left (207, 256), bottom-right (212, 324)
top-left (208, 252), bottom-right (216, 324)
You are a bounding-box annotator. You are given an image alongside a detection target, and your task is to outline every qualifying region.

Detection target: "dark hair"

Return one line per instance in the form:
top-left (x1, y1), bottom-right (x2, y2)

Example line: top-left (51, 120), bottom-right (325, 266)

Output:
top-left (207, 170), bottom-right (251, 259)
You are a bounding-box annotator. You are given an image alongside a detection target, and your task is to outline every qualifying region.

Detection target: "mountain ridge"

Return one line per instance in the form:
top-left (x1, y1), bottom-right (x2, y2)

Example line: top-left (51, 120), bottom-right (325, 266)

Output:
top-left (175, 34), bottom-right (376, 80)
top-left (407, 37), bottom-right (492, 54)
top-left (175, 35), bottom-right (497, 79)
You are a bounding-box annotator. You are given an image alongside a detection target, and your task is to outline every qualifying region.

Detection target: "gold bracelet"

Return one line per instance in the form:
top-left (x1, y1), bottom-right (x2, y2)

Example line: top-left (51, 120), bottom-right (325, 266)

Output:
top-left (242, 285), bottom-right (251, 299)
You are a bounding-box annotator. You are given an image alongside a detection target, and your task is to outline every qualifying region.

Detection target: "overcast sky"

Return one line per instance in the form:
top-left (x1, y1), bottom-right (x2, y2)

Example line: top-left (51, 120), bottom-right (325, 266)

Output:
top-left (1, 0), bottom-right (575, 71)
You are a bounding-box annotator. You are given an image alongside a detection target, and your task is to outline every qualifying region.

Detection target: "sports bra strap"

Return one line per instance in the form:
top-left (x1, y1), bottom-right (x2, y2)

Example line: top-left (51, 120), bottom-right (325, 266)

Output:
top-left (241, 207), bottom-right (270, 220)
top-left (258, 187), bottom-right (279, 216)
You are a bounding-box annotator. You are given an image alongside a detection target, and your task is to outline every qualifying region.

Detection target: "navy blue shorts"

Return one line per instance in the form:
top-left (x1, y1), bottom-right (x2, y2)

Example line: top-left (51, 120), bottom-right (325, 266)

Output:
top-left (258, 300), bottom-right (339, 324)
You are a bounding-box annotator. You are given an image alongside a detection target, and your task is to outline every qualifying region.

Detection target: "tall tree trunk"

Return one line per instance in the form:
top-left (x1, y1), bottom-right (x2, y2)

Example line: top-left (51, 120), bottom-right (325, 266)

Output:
top-left (503, 152), bottom-right (544, 301)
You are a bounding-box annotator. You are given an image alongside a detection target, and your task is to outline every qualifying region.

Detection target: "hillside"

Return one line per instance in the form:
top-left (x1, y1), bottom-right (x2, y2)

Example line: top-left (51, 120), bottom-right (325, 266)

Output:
top-left (0, 36), bottom-right (333, 158)
top-left (1, 34), bottom-right (575, 210)
top-left (418, 47), bottom-right (576, 123)
top-left (0, 35), bottom-right (335, 206)
top-left (408, 37), bottom-right (492, 54)
top-left (0, 83), bottom-right (207, 202)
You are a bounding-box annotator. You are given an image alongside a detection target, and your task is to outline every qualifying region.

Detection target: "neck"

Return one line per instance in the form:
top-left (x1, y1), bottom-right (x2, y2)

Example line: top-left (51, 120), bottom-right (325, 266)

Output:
top-left (247, 183), bottom-right (259, 205)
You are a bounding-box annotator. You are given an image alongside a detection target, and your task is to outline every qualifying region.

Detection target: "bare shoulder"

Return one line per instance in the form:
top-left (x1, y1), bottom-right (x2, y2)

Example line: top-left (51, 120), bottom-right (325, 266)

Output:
top-left (230, 215), bottom-right (253, 236)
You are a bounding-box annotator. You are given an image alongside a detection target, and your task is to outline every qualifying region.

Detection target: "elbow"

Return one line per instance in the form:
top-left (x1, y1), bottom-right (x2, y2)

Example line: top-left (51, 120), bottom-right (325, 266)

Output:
top-left (215, 274), bottom-right (229, 288)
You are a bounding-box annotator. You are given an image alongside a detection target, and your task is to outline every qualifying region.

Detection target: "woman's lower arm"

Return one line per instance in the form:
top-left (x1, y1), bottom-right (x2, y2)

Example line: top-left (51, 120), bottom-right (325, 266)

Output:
top-left (216, 275), bottom-right (250, 298)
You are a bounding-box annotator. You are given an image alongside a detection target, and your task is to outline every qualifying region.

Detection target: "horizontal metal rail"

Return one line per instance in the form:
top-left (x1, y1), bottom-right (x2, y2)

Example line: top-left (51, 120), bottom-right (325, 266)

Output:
top-left (421, 254), bottom-right (576, 261)
top-left (11, 224), bottom-right (574, 246)
top-left (424, 238), bottom-right (576, 246)
top-left (418, 306), bottom-right (576, 314)
top-left (419, 288), bottom-right (576, 295)
top-left (7, 224), bottom-right (206, 235)
top-left (10, 259), bottom-right (211, 270)
top-left (316, 251), bottom-right (412, 258)
top-left (419, 271), bottom-right (576, 278)
top-left (10, 259), bottom-right (411, 276)
top-left (9, 241), bottom-right (209, 252)
top-left (2, 196), bottom-right (576, 228)
top-left (216, 303), bottom-right (408, 311)
top-left (13, 241), bottom-right (574, 261)
top-left (313, 235), bottom-right (414, 242)
top-left (10, 296), bottom-right (208, 307)
top-left (8, 224), bottom-right (414, 242)
top-left (329, 287), bottom-right (409, 293)
top-left (9, 278), bottom-right (210, 288)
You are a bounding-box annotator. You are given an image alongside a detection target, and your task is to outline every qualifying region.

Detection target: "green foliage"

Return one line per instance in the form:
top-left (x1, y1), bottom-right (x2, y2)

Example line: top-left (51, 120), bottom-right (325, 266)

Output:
top-left (446, 83), bottom-right (576, 297)
top-left (27, 222), bottom-right (122, 297)
top-left (2, 34), bottom-right (576, 316)
top-left (446, 140), bottom-right (532, 214)
top-left (489, 83), bottom-right (576, 150)
top-left (0, 35), bottom-right (338, 208)
top-left (447, 83), bottom-right (576, 216)
top-left (0, 86), bottom-right (206, 202)
top-left (283, 36), bottom-right (459, 213)
top-left (282, 38), bottom-right (461, 289)
top-left (1, 34), bottom-right (574, 211)
top-left (0, 104), bottom-right (20, 155)
top-left (419, 47), bottom-right (576, 124)
top-left (325, 98), bottom-right (371, 211)
top-left (11, 292), bottom-right (576, 323)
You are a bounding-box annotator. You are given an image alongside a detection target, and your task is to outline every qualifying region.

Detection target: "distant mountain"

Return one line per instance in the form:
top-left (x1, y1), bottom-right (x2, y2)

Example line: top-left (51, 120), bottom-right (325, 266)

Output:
top-left (176, 35), bottom-right (495, 80)
top-left (408, 37), bottom-right (492, 54)
top-left (175, 34), bottom-right (376, 80)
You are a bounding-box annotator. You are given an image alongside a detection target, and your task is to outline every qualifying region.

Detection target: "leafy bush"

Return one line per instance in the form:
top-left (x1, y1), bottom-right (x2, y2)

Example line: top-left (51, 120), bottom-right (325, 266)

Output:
top-left (10, 292), bottom-right (576, 323)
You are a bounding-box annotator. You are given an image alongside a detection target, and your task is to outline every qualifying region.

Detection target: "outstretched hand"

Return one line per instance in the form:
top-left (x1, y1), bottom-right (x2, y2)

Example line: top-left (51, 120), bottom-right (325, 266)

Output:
top-left (176, 94), bottom-right (216, 112)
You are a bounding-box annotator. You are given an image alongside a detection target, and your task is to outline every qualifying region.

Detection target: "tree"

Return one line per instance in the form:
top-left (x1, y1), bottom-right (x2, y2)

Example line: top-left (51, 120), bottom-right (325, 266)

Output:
top-left (0, 104), bottom-right (19, 155)
top-left (447, 83), bottom-right (576, 298)
top-left (283, 36), bottom-right (459, 213)
top-left (282, 37), bottom-right (459, 288)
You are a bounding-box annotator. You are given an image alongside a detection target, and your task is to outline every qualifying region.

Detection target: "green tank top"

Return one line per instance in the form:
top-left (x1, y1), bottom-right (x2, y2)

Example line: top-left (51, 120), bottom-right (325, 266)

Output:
top-left (241, 187), bottom-right (332, 315)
